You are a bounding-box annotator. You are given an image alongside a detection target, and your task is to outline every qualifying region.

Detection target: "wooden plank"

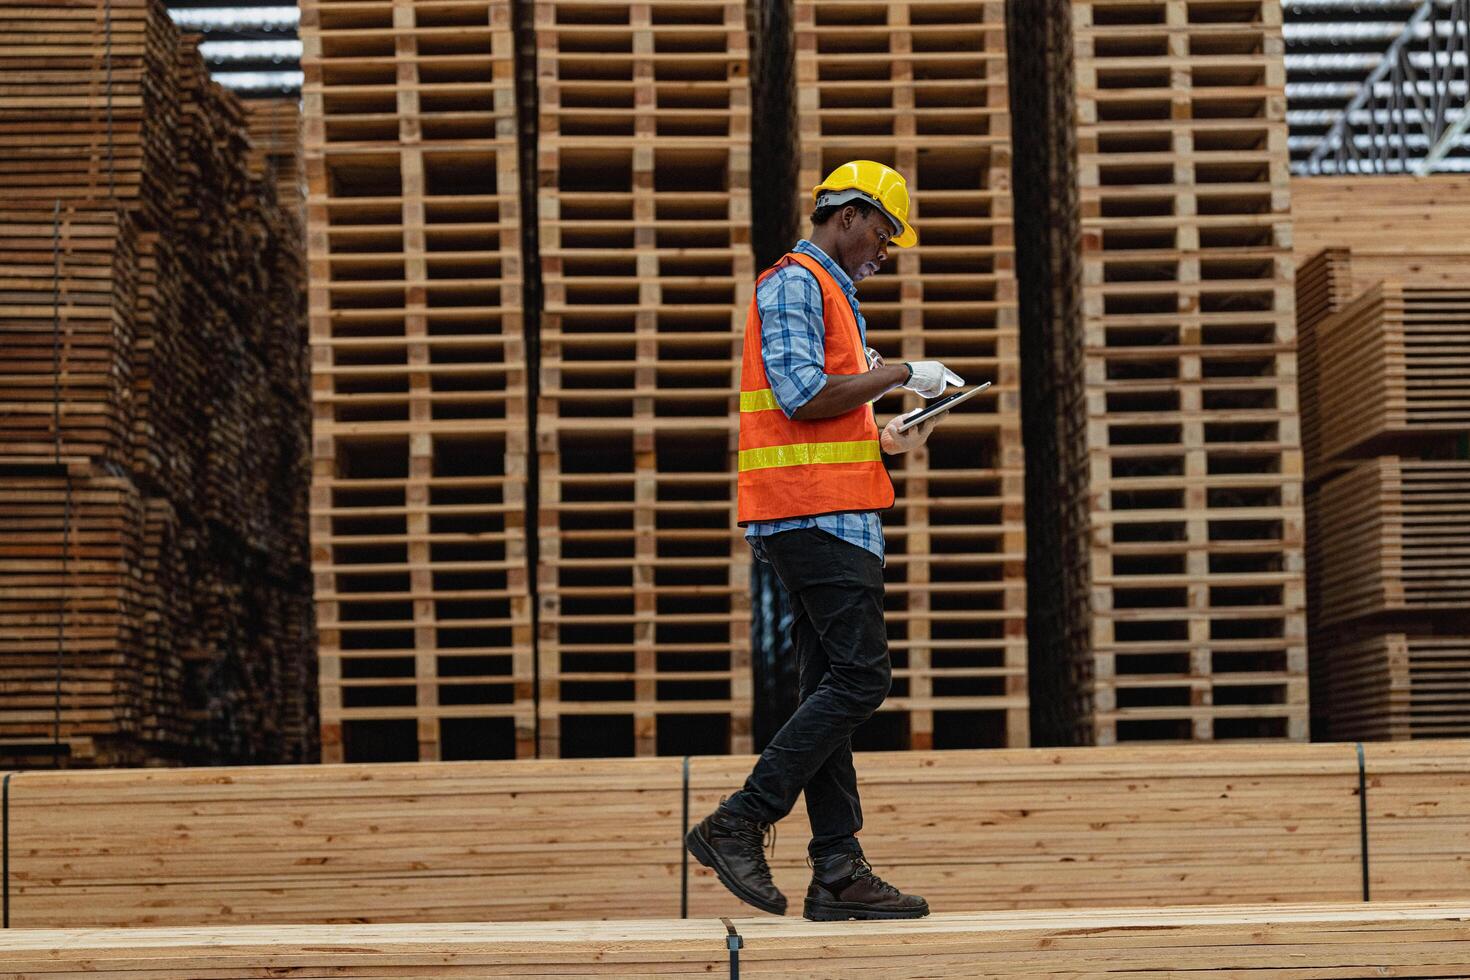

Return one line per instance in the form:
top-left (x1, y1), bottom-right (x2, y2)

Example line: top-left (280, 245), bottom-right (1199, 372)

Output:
top-left (5, 904), bottom-right (1470, 977)
top-left (1, 742), bottom-right (1387, 927)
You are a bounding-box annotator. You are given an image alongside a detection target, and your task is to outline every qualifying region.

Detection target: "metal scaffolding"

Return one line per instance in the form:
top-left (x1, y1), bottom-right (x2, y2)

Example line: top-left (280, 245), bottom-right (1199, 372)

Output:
top-left (1300, 0), bottom-right (1470, 174)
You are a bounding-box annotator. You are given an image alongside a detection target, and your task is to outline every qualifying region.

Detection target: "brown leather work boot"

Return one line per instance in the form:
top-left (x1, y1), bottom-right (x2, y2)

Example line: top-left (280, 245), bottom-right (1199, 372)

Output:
top-left (803, 852), bottom-right (930, 921)
top-left (686, 807), bottom-right (787, 915)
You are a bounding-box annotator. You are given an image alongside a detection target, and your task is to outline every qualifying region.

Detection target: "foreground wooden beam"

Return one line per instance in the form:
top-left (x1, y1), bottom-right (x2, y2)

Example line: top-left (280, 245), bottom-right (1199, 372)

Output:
top-left (5, 741), bottom-right (1468, 928)
top-left (2, 904), bottom-right (1468, 977)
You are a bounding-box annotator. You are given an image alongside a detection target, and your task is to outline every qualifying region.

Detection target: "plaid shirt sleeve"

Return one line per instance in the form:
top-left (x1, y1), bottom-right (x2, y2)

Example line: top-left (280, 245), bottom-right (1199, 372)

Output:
top-left (754, 266), bottom-right (828, 419)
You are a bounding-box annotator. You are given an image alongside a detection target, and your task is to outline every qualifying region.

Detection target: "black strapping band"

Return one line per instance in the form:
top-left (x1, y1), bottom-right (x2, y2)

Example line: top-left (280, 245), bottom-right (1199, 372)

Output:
top-left (680, 756), bottom-right (690, 919)
top-left (1356, 742), bottom-right (1370, 902)
top-left (720, 916), bottom-right (743, 979)
top-left (3, 771), bottom-right (12, 928)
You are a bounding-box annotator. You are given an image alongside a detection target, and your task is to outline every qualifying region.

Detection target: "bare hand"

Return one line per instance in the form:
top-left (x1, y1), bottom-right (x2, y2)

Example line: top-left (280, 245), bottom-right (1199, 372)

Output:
top-left (880, 414), bottom-right (938, 454)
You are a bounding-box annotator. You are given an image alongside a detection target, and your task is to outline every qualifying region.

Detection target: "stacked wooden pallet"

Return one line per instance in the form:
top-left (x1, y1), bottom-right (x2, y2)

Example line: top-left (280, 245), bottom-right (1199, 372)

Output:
top-left (0, 0), bottom-right (314, 766)
top-left (5, 904), bottom-right (1470, 977)
top-left (18, 740), bottom-right (1470, 926)
top-left (1012, 0), bottom-right (1308, 744)
top-left (532, 0), bottom-right (753, 757)
top-left (300, 0), bottom-right (534, 763)
top-left (787, 0), bottom-right (1027, 750)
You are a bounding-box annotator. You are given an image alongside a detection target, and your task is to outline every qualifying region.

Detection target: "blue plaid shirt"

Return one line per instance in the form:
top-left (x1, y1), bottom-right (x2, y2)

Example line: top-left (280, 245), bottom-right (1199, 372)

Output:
top-left (744, 240), bottom-right (886, 564)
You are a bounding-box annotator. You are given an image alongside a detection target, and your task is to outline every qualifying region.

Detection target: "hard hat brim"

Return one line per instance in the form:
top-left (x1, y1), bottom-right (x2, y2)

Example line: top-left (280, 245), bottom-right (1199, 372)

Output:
top-left (891, 220), bottom-right (917, 248)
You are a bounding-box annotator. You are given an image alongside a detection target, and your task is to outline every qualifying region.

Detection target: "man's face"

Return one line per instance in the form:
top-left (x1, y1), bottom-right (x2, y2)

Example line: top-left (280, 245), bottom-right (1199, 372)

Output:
top-left (840, 207), bottom-right (892, 282)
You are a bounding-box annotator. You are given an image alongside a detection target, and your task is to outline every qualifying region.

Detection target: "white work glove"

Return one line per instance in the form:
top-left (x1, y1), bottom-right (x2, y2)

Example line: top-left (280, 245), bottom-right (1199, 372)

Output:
top-left (881, 415), bottom-right (938, 455)
top-left (902, 360), bottom-right (964, 399)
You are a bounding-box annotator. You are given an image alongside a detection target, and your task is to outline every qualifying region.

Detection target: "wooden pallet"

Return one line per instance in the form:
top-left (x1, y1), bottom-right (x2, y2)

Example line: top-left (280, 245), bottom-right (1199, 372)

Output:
top-left (5, 903), bottom-right (1470, 977)
top-left (3, 740), bottom-right (1454, 927)
top-left (533, 0), bottom-right (753, 758)
top-left (301, 0), bottom-right (534, 763)
top-left (792, 0), bottom-right (1028, 749)
top-left (1310, 457), bottom-right (1470, 630)
top-left (1008, 0), bottom-right (1307, 744)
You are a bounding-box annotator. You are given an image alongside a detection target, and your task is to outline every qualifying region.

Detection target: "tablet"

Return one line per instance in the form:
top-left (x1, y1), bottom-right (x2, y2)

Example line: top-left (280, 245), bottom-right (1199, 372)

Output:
top-left (895, 382), bottom-right (991, 432)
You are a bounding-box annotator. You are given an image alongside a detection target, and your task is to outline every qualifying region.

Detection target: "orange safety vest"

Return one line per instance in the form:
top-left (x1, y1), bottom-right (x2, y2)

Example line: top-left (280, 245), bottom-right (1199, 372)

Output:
top-left (737, 251), bottom-right (895, 525)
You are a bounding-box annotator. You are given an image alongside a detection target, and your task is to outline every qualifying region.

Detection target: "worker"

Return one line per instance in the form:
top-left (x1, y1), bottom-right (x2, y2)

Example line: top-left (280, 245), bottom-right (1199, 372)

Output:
top-left (686, 161), bottom-right (957, 921)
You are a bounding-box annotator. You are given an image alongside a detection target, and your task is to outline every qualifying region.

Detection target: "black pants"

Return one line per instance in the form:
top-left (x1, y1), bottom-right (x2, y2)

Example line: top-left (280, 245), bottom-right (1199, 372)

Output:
top-left (723, 528), bottom-right (891, 859)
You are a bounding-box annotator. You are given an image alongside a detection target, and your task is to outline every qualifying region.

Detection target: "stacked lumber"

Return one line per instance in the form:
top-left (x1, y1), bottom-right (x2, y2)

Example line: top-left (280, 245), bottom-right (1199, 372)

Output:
top-left (1312, 458), bottom-right (1470, 627)
top-left (1011, 0), bottom-right (1308, 743)
top-left (300, 0), bottom-right (534, 763)
top-left (1290, 175), bottom-right (1470, 261)
top-left (788, 0), bottom-right (1027, 749)
top-left (1313, 284), bottom-right (1470, 467)
top-left (1294, 225), bottom-right (1470, 740)
top-left (245, 98), bottom-right (306, 214)
top-left (0, 207), bottom-right (138, 470)
top-left (1365, 739), bottom-right (1470, 899)
top-left (532, 0), bottom-right (753, 757)
top-left (0, 0), bottom-right (180, 230)
top-left (9, 740), bottom-right (1442, 927)
top-left (1320, 634), bottom-right (1470, 741)
top-left (4, 904), bottom-right (1470, 977)
top-left (0, 0), bottom-right (314, 766)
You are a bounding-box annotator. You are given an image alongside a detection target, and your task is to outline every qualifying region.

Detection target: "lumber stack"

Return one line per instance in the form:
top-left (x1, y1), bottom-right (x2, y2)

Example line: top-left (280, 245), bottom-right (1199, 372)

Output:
top-left (1290, 175), bottom-right (1470, 261)
top-left (1011, 0), bottom-right (1308, 744)
top-left (1313, 284), bottom-right (1470, 469)
top-left (0, 0), bottom-right (314, 766)
top-left (21, 740), bottom-right (1470, 927)
top-left (300, 0), bottom-right (534, 762)
top-left (4, 904), bottom-right (1470, 977)
top-left (787, 0), bottom-right (1028, 750)
top-left (1294, 229), bottom-right (1470, 741)
top-left (532, 0), bottom-right (753, 757)
top-left (245, 98), bottom-right (306, 215)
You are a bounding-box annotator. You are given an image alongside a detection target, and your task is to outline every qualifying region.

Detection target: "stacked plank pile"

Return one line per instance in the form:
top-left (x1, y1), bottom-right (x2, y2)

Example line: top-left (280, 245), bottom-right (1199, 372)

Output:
top-left (531, 0), bottom-right (753, 758)
top-left (16, 740), bottom-right (1470, 926)
top-left (245, 99), bottom-right (307, 214)
top-left (300, 0), bottom-right (534, 763)
top-left (1290, 175), bottom-right (1470, 261)
top-left (1294, 236), bottom-right (1470, 741)
top-left (0, 0), bottom-right (314, 766)
top-left (787, 0), bottom-right (1028, 750)
top-left (1010, 0), bottom-right (1307, 744)
top-left (5, 904), bottom-right (1470, 977)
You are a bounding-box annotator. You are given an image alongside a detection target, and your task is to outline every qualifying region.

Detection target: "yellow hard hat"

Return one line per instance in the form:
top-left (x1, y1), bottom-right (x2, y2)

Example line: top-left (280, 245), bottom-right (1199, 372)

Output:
top-left (811, 160), bottom-right (917, 247)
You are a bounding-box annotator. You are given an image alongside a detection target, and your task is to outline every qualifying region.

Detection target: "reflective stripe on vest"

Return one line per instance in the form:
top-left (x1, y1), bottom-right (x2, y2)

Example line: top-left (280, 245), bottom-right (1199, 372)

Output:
top-left (738, 439), bottom-right (881, 472)
top-left (739, 388), bottom-right (780, 414)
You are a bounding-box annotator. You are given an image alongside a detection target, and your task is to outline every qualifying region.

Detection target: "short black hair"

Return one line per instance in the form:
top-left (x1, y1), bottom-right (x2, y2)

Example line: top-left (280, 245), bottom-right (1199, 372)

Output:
top-left (810, 197), bottom-right (880, 227)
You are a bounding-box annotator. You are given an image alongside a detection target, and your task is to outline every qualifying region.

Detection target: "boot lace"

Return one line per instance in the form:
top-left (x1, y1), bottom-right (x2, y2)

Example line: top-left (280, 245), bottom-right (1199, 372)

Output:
top-left (851, 855), bottom-right (902, 898)
top-left (728, 818), bottom-right (777, 886)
